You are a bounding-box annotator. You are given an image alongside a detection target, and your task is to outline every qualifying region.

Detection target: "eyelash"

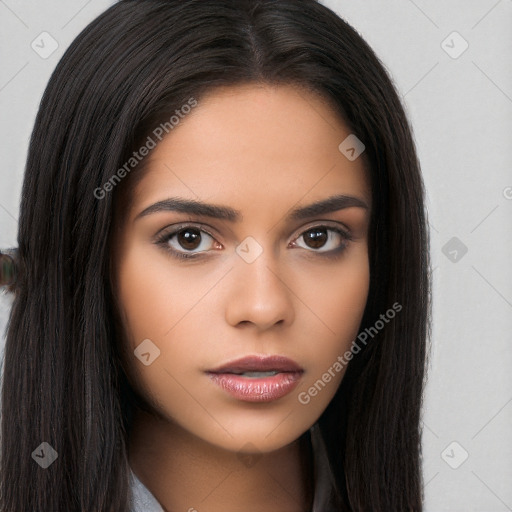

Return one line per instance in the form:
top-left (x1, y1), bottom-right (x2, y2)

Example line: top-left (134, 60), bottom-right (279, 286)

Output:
top-left (154, 223), bottom-right (354, 261)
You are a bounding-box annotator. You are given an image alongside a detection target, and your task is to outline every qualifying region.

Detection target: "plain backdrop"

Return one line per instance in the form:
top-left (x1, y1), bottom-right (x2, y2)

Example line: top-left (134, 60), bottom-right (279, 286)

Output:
top-left (1, 1), bottom-right (511, 510)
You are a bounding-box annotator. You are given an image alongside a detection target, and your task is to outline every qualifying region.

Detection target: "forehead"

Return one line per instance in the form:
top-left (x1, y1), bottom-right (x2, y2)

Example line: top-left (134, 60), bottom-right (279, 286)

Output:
top-left (128, 83), bottom-right (371, 221)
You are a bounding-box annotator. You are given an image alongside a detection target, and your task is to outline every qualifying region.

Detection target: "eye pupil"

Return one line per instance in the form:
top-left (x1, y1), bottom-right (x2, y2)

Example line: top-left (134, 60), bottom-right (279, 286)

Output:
top-left (178, 228), bottom-right (201, 250)
top-left (304, 228), bottom-right (328, 249)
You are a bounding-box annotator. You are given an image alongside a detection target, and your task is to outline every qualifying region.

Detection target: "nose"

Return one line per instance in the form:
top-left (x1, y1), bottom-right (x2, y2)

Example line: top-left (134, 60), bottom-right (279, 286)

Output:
top-left (224, 248), bottom-right (295, 331)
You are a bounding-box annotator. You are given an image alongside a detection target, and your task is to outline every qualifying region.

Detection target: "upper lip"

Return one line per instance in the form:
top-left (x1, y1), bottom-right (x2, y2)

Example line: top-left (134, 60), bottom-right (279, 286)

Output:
top-left (208, 355), bottom-right (303, 374)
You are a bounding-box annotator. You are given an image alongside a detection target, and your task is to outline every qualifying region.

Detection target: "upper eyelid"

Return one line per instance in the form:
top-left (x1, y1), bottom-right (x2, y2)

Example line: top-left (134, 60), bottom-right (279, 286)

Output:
top-left (156, 222), bottom-right (217, 241)
top-left (156, 220), bottom-right (352, 242)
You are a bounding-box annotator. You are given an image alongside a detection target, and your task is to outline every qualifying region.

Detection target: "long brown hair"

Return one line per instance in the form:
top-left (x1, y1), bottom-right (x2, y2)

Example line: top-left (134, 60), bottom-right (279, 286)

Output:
top-left (0, 0), bottom-right (431, 510)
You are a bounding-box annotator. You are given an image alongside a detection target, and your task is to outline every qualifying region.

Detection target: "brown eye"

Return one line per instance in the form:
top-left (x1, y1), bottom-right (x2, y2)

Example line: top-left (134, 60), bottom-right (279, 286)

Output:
top-left (176, 228), bottom-right (202, 250)
top-left (303, 228), bottom-right (329, 249)
top-left (293, 226), bottom-right (351, 254)
top-left (155, 224), bottom-right (218, 260)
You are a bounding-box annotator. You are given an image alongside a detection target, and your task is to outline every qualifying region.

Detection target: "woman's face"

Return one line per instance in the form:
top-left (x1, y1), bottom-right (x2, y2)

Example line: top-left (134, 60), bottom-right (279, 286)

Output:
top-left (112, 83), bottom-right (371, 453)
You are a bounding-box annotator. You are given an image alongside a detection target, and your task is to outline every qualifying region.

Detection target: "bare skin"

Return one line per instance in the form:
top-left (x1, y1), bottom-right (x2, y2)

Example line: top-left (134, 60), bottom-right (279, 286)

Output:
top-left (111, 83), bottom-right (371, 511)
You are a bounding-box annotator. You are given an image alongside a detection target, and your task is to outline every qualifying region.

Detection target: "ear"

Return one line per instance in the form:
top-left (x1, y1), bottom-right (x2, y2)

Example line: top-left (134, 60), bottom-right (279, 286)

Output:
top-left (0, 248), bottom-right (18, 292)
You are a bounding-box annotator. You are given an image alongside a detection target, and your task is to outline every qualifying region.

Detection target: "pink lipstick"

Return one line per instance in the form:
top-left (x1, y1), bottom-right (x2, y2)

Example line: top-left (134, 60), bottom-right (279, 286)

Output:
top-left (206, 355), bottom-right (303, 402)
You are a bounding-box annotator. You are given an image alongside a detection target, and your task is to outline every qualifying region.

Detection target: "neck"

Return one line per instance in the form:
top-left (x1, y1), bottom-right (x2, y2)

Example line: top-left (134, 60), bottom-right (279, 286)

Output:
top-left (128, 409), bottom-right (314, 512)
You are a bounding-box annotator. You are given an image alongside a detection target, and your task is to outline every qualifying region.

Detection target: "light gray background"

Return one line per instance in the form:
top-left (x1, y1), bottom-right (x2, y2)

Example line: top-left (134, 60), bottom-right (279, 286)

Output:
top-left (1, 1), bottom-right (511, 510)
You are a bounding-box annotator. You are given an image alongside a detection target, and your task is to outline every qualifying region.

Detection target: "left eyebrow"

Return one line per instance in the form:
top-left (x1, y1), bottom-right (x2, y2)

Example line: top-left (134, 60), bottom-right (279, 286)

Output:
top-left (134, 194), bottom-right (370, 223)
top-left (287, 194), bottom-right (369, 221)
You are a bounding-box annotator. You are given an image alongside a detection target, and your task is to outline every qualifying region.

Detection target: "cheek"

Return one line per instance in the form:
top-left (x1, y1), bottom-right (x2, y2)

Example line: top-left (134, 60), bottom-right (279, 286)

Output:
top-left (113, 245), bottom-right (198, 412)
top-left (326, 257), bottom-right (369, 338)
top-left (299, 247), bottom-right (369, 343)
top-left (114, 242), bottom-right (195, 343)
top-left (294, 248), bottom-right (369, 398)
top-left (113, 243), bottom-right (181, 369)
top-left (113, 240), bottom-right (223, 380)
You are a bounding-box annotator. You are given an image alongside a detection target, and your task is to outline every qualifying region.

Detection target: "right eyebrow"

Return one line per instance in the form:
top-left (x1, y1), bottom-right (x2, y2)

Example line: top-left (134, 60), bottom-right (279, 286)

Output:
top-left (134, 197), bottom-right (241, 222)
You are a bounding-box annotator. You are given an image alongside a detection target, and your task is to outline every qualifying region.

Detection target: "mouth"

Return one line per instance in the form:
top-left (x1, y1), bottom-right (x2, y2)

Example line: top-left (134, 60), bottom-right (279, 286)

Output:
top-left (206, 355), bottom-right (304, 402)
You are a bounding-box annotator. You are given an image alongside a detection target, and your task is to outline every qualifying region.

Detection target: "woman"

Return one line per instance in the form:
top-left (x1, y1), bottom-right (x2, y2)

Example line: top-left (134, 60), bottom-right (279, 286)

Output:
top-left (0, 0), bottom-right (431, 510)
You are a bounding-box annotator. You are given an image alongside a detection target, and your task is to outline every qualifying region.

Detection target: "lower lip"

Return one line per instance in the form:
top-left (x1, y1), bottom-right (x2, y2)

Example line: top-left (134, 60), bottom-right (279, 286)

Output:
top-left (207, 372), bottom-right (303, 402)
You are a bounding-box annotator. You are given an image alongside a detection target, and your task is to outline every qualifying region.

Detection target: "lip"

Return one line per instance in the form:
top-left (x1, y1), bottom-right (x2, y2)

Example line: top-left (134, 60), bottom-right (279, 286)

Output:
top-left (208, 355), bottom-right (303, 374)
top-left (206, 355), bottom-right (304, 403)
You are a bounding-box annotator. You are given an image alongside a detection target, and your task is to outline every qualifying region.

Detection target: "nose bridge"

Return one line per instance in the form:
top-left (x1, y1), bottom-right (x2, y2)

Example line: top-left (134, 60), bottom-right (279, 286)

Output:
top-left (225, 236), bottom-right (294, 329)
